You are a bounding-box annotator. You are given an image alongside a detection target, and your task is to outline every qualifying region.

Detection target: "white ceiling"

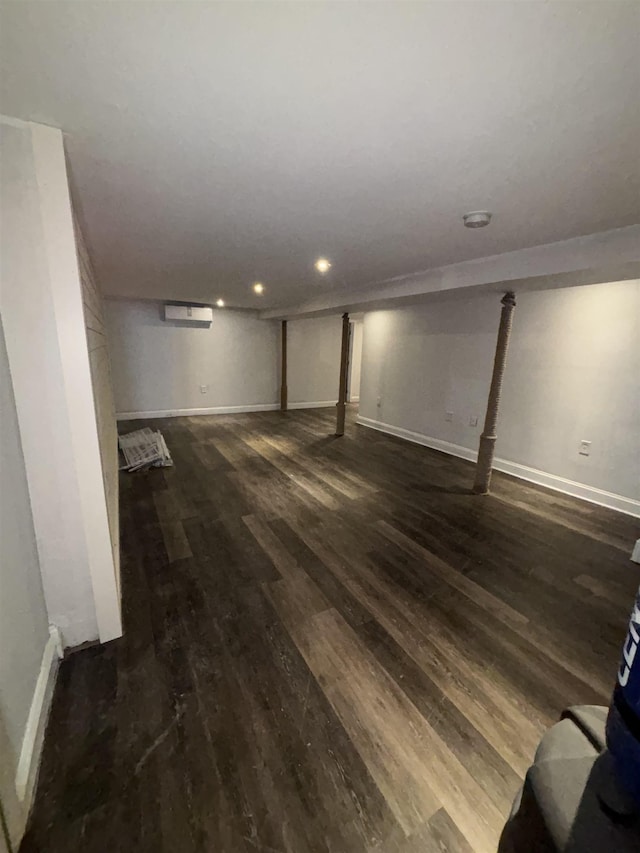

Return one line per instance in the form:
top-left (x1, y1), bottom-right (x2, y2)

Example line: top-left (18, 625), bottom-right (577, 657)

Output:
top-left (1, 1), bottom-right (639, 311)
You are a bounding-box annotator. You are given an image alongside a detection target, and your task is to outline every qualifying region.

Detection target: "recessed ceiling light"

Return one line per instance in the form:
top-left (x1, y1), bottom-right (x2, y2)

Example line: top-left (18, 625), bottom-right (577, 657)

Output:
top-left (253, 282), bottom-right (264, 294)
top-left (314, 258), bottom-right (332, 273)
top-left (463, 211), bottom-right (492, 228)
top-left (216, 298), bottom-right (225, 307)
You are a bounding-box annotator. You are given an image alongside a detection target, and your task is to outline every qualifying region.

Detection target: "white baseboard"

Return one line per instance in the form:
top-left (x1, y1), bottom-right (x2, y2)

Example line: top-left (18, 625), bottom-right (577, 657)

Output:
top-left (288, 400), bottom-right (337, 410)
top-left (491, 458), bottom-right (640, 518)
top-left (117, 403), bottom-right (280, 420)
top-left (349, 396), bottom-right (360, 403)
top-left (357, 415), bottom-right (478, 462)
top-left (12, 627), bottom-right (61, 841)
top-left (357, 415), bottom-right (640, 519)
top-left (117, 402), bottom-right (343, 420)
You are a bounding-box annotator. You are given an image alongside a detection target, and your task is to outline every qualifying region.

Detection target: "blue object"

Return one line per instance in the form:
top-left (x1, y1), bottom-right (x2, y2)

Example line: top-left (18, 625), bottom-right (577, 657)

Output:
top-left (606, 586), bottom-right (640, 805)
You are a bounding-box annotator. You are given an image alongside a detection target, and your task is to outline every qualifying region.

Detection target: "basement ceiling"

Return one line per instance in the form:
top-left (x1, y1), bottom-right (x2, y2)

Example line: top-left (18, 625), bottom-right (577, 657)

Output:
top-left (1, 1), bottom-right (639, 311)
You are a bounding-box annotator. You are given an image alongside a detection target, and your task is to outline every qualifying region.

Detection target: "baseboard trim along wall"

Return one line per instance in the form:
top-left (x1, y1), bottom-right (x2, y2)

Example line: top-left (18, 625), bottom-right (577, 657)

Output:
top-left (117, 402), bottom-right (344, 420)
top-left (117, 403), bottom-right (280, 420)
top-left (14, 628), bottom-right (62, 824)
top-left (357, 415), bottom-right (640, 519)
top-left (288, 401), bottom-right (337, 410)
top-left (116, 402), bottom-right (341, 419)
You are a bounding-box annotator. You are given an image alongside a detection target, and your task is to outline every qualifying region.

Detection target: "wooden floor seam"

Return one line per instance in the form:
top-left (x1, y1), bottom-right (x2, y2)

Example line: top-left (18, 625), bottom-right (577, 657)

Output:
top-left (21, 406), bottom-right (640, 853)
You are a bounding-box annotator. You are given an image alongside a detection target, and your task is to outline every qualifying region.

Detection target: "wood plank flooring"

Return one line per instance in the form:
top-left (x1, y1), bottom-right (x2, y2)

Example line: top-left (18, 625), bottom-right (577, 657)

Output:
top-left (21, 407), bottom-right (640, 852)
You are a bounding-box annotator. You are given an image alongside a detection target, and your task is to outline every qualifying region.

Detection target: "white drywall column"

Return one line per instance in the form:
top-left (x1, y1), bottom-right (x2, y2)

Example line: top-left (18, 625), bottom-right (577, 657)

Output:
top-left (0, 118), bottom-right (121, 646)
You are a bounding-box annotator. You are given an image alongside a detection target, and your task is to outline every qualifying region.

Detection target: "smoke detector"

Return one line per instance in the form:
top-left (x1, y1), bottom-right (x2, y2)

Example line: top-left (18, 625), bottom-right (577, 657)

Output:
top-left (463, 211), bottom-right (492, 228)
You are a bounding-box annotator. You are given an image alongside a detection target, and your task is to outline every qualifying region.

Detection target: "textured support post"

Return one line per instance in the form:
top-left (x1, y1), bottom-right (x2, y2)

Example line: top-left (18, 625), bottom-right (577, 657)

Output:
top-left (335, 312), bottom-right (350, 436)
top-left (473, 292), bottom-right (516, 494)
top-left (280, 320), bottom-right (288, 411)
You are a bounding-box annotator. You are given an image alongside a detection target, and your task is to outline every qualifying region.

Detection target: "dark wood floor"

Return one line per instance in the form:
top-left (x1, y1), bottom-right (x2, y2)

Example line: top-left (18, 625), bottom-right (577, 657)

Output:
top-left (21, 407), bottom-right (640, 852)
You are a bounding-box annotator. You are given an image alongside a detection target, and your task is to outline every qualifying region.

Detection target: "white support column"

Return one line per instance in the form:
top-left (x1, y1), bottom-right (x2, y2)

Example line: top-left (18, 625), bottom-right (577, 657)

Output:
top-left (0, 117), bottom-right (122, 646)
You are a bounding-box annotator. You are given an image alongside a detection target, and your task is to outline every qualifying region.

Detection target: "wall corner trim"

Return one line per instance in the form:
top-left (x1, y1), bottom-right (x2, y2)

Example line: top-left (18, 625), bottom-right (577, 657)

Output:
top-left (356, 415), bottom-right (640, 519)
top-left (14, 633), bottom-right (60, 810)
top-left (48, 624), bottom-right (64, 660)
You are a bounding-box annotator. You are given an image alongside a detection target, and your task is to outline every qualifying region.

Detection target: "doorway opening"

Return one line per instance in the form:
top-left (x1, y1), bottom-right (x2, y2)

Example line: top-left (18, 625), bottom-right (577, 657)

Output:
top-left (346, 317), bottom-right (363, 408)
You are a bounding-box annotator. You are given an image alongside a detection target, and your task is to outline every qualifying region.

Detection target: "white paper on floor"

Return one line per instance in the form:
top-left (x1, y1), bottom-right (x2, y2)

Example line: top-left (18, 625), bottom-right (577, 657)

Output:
top-left (119, 427), bottom-right (173, 472)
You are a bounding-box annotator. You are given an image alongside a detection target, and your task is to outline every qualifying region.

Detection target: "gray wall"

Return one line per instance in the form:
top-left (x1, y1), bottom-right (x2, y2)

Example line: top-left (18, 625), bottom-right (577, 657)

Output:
top-left (0, 317), bottom-right (48, 791)
top-left (105, 300), bottom-right (280, 415)
top-left (105, 300), bottom-right (349, 416)
top-left (360, 279), bottom-right (640, 504)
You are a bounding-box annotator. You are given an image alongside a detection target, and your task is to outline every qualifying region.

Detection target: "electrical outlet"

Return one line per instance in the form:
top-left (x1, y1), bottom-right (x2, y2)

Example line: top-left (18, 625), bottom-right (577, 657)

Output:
top-left (445, 411), bottom-right (453, 422)
top-left (469, 415), bottom-right (478, 427)
top-left (200, 385), bottom-right (208, 394)
top-left (579, 440), bottom-right (591, 456)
